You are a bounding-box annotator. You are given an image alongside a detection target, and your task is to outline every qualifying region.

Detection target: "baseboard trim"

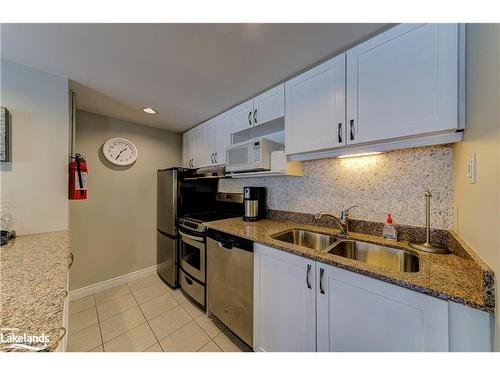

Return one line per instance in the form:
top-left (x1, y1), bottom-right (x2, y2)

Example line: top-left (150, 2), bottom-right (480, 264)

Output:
top-left (69, 265), bottom-right (157, 301)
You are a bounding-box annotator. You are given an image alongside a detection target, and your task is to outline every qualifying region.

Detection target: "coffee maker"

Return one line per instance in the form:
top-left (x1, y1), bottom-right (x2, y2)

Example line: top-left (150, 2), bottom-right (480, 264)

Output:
top-left (243, 187), bottom-right (266, 221)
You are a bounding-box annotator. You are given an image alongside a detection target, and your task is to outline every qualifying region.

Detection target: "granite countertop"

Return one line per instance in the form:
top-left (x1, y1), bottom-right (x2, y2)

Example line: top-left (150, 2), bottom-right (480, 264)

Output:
top-left (0, 230), bottom-right (71, 352)
top-left (206, 218), bottom-right (495, 313)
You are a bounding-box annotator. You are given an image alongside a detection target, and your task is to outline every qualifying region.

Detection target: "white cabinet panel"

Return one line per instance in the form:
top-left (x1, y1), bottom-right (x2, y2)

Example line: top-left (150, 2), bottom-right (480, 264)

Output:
top-left (253, 84), bottom-right (285, 126)
top-left (285, 54), bottom-right (346, 155)
top-left (215, 112), bottom-right (230, 165)
top-left (183, 113), bottom-right (232, 168)
top-left (191, 125), bottom-right (204, 168)
top-left (316, 264), bottom-right (449, 352)
top-left (347, 23), bottom-right (458, 145)
top-left (202, 119), bottom-right (217, 167)
top-left (448, 302), bottom-right (492, 351)
top-left (182, 131), bottom-right (189, 167)
top-left (182, 129), bottom-right (195, 168)
top-left (230, 99), bottom-right (254, 133)
top-left (253, 244), bottom-right (316, 352)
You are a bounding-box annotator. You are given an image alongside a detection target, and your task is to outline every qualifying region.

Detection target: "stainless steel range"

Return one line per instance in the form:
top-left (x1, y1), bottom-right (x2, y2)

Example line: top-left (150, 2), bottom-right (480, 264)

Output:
top-left (177, 193), bottom-right (244, 309)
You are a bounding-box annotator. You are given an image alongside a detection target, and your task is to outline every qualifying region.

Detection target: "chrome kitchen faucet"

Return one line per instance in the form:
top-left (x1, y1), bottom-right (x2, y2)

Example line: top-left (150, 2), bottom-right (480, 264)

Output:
top-left (314, 205), bottom-right (358, 236)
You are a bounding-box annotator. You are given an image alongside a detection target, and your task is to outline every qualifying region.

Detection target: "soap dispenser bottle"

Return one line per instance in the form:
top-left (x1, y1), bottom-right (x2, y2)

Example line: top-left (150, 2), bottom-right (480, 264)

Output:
top-left (383, 213), bottom-right (397, 240)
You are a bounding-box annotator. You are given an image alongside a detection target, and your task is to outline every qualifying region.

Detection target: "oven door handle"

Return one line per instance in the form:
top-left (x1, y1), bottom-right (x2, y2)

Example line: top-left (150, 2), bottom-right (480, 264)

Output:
top-left (178, 230), bottom-right (204, 242)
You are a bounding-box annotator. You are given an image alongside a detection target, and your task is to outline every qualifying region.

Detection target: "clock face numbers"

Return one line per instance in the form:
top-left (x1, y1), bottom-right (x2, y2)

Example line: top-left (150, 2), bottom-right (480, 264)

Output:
top-left (103, 138), bottom-right (138, 166)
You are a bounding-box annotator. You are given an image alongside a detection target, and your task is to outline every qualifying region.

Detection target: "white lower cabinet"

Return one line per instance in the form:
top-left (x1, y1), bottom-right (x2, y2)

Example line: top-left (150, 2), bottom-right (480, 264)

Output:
top-left (316, 263), bottom-right (448, 351)
top-left (253, 244), bottom-right (316, 352)
top-left (254, 244), bottom-right (492, 352)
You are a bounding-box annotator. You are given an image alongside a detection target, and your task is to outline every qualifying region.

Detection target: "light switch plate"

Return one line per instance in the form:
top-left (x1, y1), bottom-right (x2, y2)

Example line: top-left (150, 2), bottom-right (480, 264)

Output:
top-left (466, 152), bottom-right (476, 184)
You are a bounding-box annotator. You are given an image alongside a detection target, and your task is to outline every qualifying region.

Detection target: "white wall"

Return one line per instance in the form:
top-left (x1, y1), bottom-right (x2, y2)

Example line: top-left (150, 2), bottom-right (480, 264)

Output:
top-left (453, 24), bottom-right (500, 351)
top-left (69, 111), bottom-right (181, 290)
top-left (0, 59), bottom-right (69, 235)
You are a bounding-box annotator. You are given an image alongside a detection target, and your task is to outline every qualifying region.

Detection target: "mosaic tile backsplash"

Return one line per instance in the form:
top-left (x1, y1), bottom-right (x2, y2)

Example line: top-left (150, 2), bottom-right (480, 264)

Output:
top-left (219, 145), bottom-right (454, 229)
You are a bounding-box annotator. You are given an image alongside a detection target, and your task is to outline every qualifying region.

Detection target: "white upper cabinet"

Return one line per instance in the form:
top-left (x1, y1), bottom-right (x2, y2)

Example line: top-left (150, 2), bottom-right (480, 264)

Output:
top-left (316, 263), bottom-right (449, 352)
top-left (346, 23), bottom-right (459, 145)
top-left (230, 84), bottom-right (285, 134)
top-left (214, 112), bottom-right (230, 165)
top-left (252, 84), bottom-right (285, 126)
top-left (201, 119), bottom-right (217, 167)
top-left (253, 244), bottom-right (317, 352)
top-left (285, 54), bottom-right (346, 155)
top-left (182, 131), bottom-right (190, 167)
top-left (184, 24), bottom-right (463, 165)
top-left (191, 125), bottom-right (204, 168)
top-left (230, 99), bottom-right (254, 133)
top-left (183, 113), bottom-right (231, 168)
top-left (182, 129), bottom-right (195, 168)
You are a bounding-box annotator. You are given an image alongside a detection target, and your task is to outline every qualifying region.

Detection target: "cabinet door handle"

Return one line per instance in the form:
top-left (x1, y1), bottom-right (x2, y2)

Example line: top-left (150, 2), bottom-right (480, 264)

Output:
top-left (253, 109), bottom-right (257, 124)
top-left (60, 327), bottom-right (67, 340)
top-left (184, 275), bottom-right (193, 285)
top-left (214, 152), bottom-right (217, 163)
top-left (338, 122), bottom-right (343, 143)
top-left (68, 252), bottom-right (74, 269)
top-left (211, 153), bottom-right (214, 163)
top-left (319, 268), bottom-right (325, 294)
top-left (349, 119), bottom-right (355, 141)
top-left (306, 264), bottom-right (312, 289)
top-left (248, 111), bottom-right (252, 126)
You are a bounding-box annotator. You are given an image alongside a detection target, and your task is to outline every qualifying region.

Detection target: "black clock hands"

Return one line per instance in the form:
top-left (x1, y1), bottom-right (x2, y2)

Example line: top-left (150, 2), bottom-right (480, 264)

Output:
top-left (115, 147), bottom-right (128, 160)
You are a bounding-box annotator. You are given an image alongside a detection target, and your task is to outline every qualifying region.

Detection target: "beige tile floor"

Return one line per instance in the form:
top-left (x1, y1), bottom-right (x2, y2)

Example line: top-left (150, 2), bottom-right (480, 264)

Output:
top-left (67, 273), bottom-right (252, 352)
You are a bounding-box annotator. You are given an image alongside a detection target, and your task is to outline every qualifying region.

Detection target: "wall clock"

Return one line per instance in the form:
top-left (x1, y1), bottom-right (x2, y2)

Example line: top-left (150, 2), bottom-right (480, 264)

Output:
top-left (103, 138), bottom-right (138, 166)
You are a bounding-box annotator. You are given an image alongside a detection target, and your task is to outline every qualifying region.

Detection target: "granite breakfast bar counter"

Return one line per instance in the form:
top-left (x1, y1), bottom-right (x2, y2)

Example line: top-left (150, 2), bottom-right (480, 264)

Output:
top-left (205, 216), bottom-right (495, 313)
top-left (0, 231), bottom-right (71, 352)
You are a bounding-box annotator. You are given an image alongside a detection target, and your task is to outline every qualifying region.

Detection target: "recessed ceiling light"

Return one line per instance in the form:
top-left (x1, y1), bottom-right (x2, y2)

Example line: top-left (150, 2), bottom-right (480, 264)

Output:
top-left (142, 107), bottom-right (158, 115)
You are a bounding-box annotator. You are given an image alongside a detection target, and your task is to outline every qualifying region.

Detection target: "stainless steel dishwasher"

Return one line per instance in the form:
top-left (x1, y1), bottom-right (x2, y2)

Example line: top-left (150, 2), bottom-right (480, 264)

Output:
top-left (207, 228), bottom-right (253, 347)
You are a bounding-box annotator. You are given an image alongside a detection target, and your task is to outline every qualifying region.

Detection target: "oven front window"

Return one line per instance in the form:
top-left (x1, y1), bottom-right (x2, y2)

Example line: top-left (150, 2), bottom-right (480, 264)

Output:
top-left (181, 241), bottom-right (201, 270)
top-left (179, 232), bottom-right (206, 283)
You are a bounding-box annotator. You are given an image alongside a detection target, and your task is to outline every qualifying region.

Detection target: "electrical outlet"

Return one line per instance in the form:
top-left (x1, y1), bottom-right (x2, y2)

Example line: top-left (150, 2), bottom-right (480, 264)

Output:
top-left (466, 152), bottom-right (476, 184)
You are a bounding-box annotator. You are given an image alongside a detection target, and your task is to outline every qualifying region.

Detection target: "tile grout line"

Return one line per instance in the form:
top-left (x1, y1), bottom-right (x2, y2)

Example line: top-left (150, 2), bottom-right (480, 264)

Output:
top-left (94, 277), bottom-right (171, 350)
top-left (98, 303), bottom-right (138, 326)
top-left (139, 299), bottom-right (180, 322)
top-left (67, 305), bottom-right (99, 336)
top-left (68, 296), bottom-right (102, 352)
top-left (143, 297), bottom-right (204, 350)
top-left (73, 276), bottom-right (248, 352)
top-left (92, 294), bottom-right (106, 352)
top-left (128, 281), bottom-right (163, 351)
top-left (98, 284), bottom-right (149, 347)
top-left (192, 318), bottom-right (224, 352)
top-left (143, 342), bottom-right (161, 352)
top-left (153, 314), bottom-right (195, 350)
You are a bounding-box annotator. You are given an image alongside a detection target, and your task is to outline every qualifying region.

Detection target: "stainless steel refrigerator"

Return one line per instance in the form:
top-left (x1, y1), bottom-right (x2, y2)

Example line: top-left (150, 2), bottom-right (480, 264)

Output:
top-left (157, 167), bottom-right (220, 288)
top-left (157, 168), bottom-right (180, 287)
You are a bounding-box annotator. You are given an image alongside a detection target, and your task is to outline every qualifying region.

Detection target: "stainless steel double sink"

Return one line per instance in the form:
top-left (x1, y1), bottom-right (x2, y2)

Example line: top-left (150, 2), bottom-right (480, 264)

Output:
top-left (272, 229), bottom-right (419, 273)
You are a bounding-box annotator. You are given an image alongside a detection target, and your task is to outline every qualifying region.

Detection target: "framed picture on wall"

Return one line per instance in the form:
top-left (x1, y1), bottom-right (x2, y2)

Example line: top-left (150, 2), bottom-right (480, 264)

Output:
top-left (1, 107), bottom-right (11, 162)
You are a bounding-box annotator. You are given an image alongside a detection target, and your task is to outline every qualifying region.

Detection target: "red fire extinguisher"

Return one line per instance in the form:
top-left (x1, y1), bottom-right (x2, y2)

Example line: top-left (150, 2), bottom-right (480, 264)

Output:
top-left (69, 153), bottom-right (88, 200)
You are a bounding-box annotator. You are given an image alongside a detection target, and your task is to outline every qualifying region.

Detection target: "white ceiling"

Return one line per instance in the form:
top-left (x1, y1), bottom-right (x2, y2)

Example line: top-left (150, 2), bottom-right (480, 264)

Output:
top-left (1, 23), bottom-right (391, 133)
